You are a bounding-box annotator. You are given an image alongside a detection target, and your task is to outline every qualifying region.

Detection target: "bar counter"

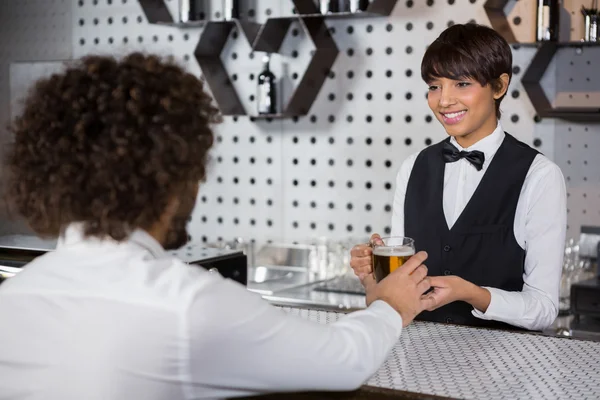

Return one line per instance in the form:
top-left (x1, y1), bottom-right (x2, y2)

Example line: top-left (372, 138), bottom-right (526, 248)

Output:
top-left (240, 307), bottom-right (600, 400)
top-left (1, 238), bottom-right (599, 399)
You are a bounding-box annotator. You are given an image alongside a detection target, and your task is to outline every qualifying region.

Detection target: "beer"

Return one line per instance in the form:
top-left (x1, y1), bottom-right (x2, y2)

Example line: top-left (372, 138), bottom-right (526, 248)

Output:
top-left (372, 246), bottom-right (415, 283)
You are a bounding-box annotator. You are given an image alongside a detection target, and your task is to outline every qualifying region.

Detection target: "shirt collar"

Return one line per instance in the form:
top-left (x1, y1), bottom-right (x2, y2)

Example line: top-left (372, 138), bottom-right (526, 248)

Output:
top-left (57, 222), bottom-right (166, 259)
top-left (449, 121), bottom-right (505, 167)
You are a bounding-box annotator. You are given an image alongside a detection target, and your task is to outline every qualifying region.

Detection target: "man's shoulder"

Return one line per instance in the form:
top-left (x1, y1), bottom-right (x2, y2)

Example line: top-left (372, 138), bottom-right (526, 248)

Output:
top-left (148, 256), bottom-right (222, 298)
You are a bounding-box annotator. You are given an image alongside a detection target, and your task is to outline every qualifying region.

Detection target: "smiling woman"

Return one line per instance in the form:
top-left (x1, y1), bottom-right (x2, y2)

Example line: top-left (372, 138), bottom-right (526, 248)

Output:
top-left (421, 23), bottom-right (512, 148)
top-left (350, 23), bottom-right (567, 333)
top-left (421, 23), bottom-right (512, 118)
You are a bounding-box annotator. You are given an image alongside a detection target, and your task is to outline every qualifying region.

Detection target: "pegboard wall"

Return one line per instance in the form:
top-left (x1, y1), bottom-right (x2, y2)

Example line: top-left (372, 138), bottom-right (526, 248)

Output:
top-left (0, 0), bottom-right (599, 246)
top-left (0, 0), bottom-right (72, 235)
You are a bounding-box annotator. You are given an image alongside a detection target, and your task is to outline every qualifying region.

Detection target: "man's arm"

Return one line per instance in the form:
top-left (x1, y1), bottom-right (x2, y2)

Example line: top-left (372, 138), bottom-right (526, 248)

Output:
top-left (470, 157), bottom-right (567, 330)
top-left (186, 277), bottom-right (403, 398)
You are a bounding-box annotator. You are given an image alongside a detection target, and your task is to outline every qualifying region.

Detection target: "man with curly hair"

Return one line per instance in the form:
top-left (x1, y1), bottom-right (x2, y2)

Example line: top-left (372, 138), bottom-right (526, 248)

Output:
top-left (0, 53), bottom-right (434, 399)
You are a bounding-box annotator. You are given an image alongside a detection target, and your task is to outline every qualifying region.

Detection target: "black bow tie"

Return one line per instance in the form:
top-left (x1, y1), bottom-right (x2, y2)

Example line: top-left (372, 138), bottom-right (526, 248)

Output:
top-left (442, 141), bottom-right (485, 171)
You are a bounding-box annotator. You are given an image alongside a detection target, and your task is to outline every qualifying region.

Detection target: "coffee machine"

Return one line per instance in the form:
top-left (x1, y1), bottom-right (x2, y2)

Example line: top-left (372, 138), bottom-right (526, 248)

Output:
top-left (570, 227), bottom-right (600, 322)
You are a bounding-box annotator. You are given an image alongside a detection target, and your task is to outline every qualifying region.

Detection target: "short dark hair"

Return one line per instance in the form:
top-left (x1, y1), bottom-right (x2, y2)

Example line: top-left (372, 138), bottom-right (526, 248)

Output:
top-left (421, 23), bottom-right (512, 119)
top-left (4, 53), bottom-right (221, 241)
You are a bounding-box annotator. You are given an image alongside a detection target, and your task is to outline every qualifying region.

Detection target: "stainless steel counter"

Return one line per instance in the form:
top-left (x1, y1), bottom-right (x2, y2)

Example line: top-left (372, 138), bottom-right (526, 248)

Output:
top-left (247, 266), bottom-right (600, 343)
top-left (247, 265), bottom-right (367, 312)
top-left (260, 280), bottom-right (367, 311)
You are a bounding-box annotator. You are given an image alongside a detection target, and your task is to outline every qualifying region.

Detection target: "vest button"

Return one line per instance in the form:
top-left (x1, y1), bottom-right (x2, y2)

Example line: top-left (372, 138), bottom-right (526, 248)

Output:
top-left (445, 317), bottom-right (453, 323)
top-left (444, 270), bottom-right (451, 276)
top-left (443, 245), bottom-right (451, 252)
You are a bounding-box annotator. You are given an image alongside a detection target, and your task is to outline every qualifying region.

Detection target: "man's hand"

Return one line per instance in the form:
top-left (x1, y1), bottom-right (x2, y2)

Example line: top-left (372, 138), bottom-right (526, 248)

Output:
top-left (350, 233), bottom-right (384, 285)
top-left (366, 251), bottom-right (436, 327)
top-left (424, 276), bottom-right (491, 313)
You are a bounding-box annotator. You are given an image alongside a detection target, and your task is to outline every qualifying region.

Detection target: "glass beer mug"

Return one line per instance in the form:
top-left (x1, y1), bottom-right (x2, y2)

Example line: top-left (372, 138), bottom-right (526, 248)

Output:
top-left (371, 236), bottom-right (416, 283)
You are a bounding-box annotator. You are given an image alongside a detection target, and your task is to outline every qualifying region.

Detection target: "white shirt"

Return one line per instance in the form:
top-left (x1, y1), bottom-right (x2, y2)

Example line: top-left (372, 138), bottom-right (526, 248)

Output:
top-left (0, 224), bottom-right (404, 400)
top-left (391, 122), bottom-right (567, 331)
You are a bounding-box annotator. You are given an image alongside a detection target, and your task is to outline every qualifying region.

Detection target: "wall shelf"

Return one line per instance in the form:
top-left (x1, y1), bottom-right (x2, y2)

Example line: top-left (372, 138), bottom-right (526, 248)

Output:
top-left (514, 42), bottom-right (600, 48)
top-left (193, 20), bottom-right (262, 116)
top-left (140, 0), bottom-right (396, 118)
top-left (138, 0), bottom-right (173, 24)
top-left (249, 113), bottom-right (293, 121)
top-left (522, 42), bottom-right (600, 122)
top-left (483, 0), bottom-right (518, 44)
top-left (155, 20), bottom-right (206, 28)
top-left (292, 0), bottom-right (398, 18)
top-left (253, 16), bottom-right (339, 117)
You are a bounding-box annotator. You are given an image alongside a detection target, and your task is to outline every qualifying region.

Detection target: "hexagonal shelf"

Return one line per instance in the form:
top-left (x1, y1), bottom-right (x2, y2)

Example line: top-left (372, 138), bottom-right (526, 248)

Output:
top-left (292, 0), bottom-right (399, 19)
top-left (194, 20), bottom-right (262, 116)
top-left (483, 0), bottom-right (518, 43)
top-left (139, 0), bottom-right (173, 24)
top-left (252, 16), bottom-right (338, 117)
top-left (522, 42), bottom-right (600, 122)
top-left (140, 0), bottom-right (396, 118)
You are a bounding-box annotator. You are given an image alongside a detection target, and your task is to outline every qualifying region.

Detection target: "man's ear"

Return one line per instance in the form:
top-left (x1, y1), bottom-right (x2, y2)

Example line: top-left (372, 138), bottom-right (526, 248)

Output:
top-left (493, 73), bottom-right (510, 100)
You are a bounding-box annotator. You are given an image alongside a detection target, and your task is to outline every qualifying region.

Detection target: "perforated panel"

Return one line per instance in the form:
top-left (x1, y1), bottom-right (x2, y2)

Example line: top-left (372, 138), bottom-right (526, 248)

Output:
top-left (0, 0), bottom-right (73, 236)
top-left (554, 121), bottom-right (600, 237)
top-left (281, 307), bottom-right (600, 400)
top-left (9, 62), bottom-right (67, 120)
top-left (1, 0), bottom-right (598, 244)
top-left (188, 0), bottom-right (546, 245)
top-left (554, 47), bottom-right (600, 108)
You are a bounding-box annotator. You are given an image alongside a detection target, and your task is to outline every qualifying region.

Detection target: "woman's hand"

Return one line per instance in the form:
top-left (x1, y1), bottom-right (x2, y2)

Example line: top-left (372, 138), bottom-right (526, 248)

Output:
top-left (424, 276), bottom-right (491, 313)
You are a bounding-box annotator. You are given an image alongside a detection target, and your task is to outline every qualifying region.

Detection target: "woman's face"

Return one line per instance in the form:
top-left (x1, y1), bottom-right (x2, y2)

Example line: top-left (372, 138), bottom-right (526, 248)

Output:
top-left (426, 74), bottom-right (508, 147)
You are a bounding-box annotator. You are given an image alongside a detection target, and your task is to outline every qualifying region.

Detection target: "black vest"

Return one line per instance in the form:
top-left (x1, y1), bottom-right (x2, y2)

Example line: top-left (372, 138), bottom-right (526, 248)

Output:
top-left (404, 133), bottom-right (538, 329)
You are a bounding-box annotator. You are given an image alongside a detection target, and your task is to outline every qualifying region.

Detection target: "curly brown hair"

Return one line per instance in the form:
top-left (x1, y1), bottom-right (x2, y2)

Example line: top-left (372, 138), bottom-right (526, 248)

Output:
top-left (4, 52), bottom-right (221, 241)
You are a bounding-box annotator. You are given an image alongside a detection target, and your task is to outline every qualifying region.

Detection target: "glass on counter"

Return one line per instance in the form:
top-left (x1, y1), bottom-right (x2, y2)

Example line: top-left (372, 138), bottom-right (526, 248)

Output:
top-left (559, 237), bottom-right (596, 313)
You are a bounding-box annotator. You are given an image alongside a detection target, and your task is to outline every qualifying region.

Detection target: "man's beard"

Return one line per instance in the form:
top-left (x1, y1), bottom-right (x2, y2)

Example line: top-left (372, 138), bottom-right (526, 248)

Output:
top-left (163, 215), bottom-right (191, 250)
top-left (162, 182), bottom-right (198, 251)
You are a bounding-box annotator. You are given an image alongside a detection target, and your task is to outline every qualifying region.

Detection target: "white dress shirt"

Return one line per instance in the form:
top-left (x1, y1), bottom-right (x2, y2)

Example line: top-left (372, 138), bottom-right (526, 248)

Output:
top-left (391, 122), bottom-right (567, 331)
top-left (0, 224), bottom-right (404, 400)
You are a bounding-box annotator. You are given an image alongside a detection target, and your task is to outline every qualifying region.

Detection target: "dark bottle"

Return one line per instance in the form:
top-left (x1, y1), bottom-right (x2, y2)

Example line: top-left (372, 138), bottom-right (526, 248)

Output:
top-left (536, 0), bottom-right (560, 41)
top-left (179, 0), bottom-right (193, 23)
top-left (319, 0), bottom-right (340, 14)
top-left (179, 0), bottom-right (206, 22)
top-left (257, 55), bottom-right (277, 115)
top-left (349, 0), bottom-right (370, 12)
top-left (224, 0), bottom-right (240, 20)
top-left (339, 0), bottom-right (350, 12)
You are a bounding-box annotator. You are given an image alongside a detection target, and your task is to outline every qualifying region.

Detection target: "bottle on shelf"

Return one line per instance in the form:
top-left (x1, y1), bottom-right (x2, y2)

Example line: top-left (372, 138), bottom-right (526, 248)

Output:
top-left (179, 0), bottom-right (207, 23)
top-left (536, 0), bottom-right (560, 42)
top-left (257, 55), bottom-right (277, 115)
top-left (318, 0), bottom-right (340, 14)
top-left (179, 0), bottom-right (193, 23)
top-left (223, 0), bottom-right (240, 20)
top-left (582, 4), bottom-right (599, 42)
top-left (349, 0), bottom-right (370, 12)
top-left (340, 0), bottom-right (350, 12)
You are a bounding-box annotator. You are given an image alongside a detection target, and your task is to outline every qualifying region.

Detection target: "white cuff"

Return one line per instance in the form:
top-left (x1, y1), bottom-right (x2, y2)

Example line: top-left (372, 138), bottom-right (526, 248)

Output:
top-left (471, 286), bottom-right (499, 321)
top-left (368, 300), bottom-right (404, 335)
